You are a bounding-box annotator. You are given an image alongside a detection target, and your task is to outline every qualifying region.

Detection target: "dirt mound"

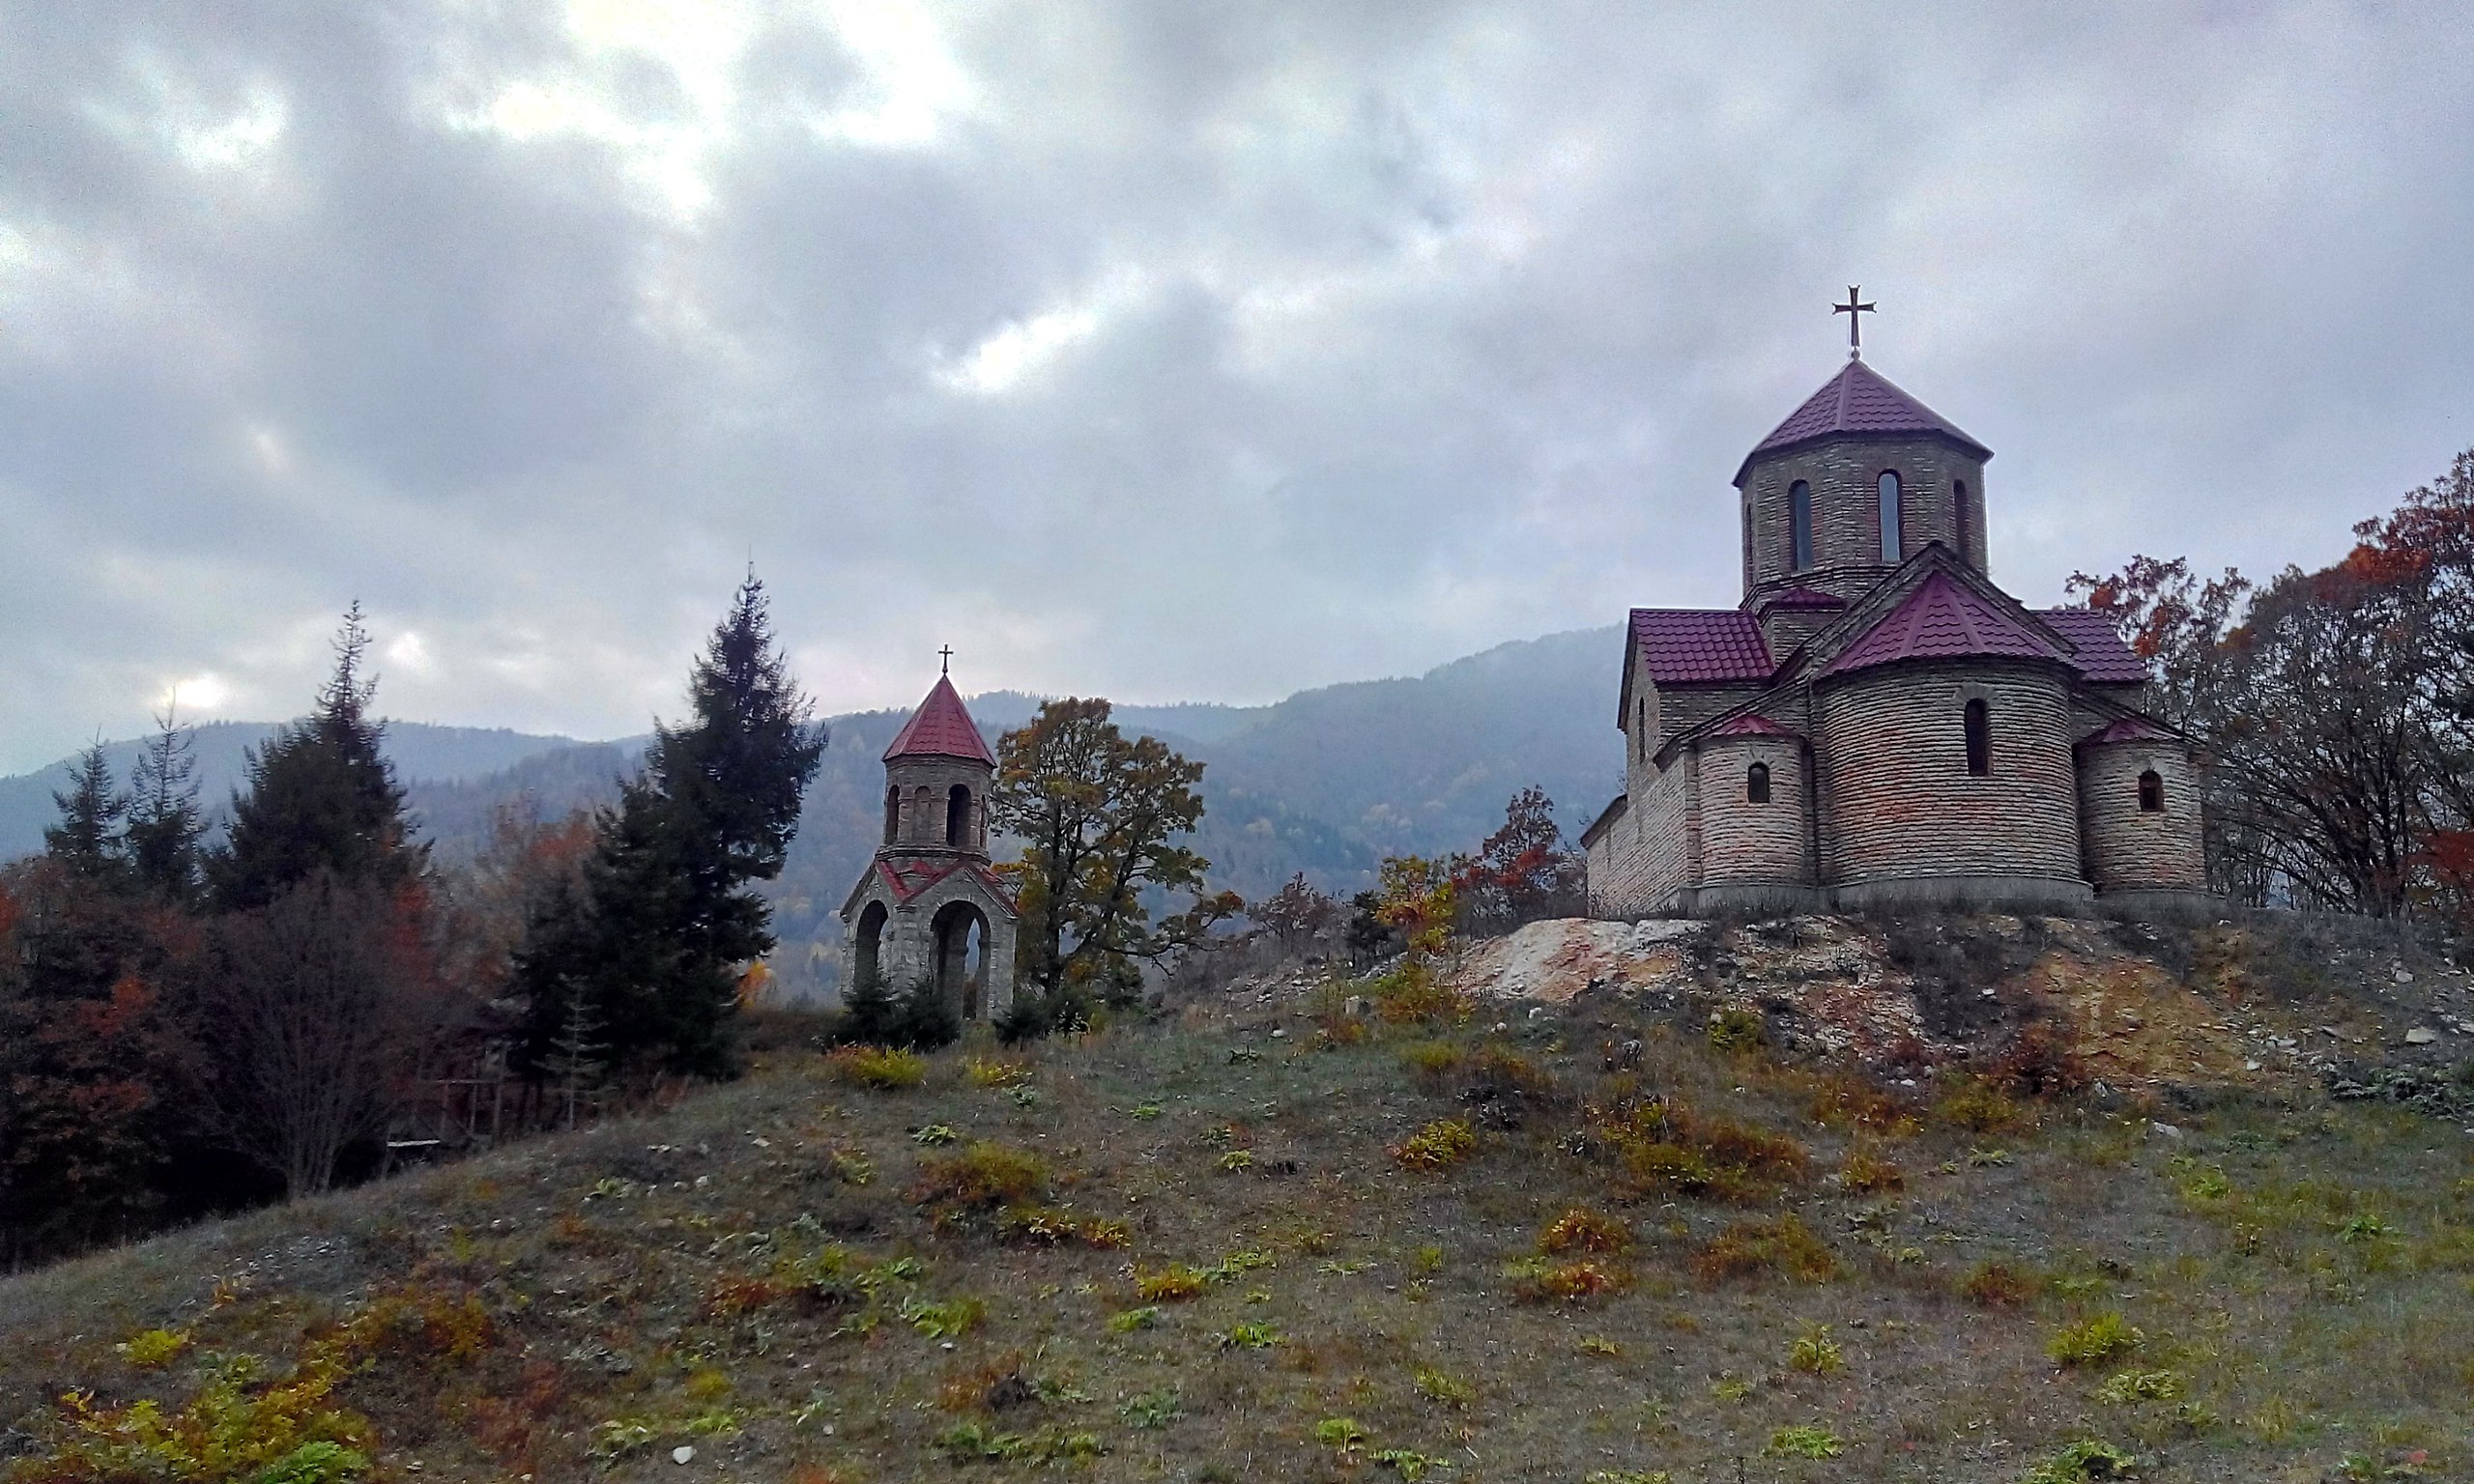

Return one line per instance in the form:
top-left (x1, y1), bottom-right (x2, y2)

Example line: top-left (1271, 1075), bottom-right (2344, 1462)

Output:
top-left (1447, 913), bottom-right (2432, 1094)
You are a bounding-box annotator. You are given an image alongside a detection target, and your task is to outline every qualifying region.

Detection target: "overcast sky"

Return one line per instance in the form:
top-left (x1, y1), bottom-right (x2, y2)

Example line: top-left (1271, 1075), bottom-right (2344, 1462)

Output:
top-left (4, 2), bottom-right (2470, 774)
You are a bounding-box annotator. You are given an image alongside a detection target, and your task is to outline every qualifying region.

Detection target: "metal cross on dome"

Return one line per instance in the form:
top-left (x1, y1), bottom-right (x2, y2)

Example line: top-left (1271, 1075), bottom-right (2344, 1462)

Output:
top-left (1833, 286), bottom-right (1877, 358)
top-left (937, 644), bottom-right (954, 675)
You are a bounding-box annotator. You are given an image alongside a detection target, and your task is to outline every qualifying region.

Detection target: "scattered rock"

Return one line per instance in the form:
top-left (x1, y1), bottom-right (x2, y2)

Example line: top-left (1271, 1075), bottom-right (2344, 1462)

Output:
top-left (672, 1446), bottom-right (696, 1466)
top-left (2406, 1028), bottom-right (2440, 1045)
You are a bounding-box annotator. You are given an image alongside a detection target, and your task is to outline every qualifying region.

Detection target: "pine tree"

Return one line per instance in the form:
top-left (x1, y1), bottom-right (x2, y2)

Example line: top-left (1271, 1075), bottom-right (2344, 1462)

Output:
top-left (513, 573), bottom-right (823, 1077)
top-left (832, 969), bottom-right (900, 1046)
top-left (540, 978), bottom-right (609, 1130)
top-left (127, 706), bottom-right (205, 905)
top-left (213, 602), bottom-right (421, 910)
top-left (891, 977), bottom-right (962, 1050)
top-left (43, 744), bottom-right (129, 889)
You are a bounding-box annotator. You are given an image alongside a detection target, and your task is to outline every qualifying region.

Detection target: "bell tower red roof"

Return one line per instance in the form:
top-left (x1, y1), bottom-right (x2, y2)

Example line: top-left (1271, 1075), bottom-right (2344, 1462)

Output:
top-left (883, 675), bottom-right (997, 766)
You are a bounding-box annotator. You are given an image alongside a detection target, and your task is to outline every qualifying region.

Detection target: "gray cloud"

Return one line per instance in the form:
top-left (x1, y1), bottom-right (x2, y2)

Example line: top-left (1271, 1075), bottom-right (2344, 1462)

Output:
top-left (4, 1), bottom-right (2470, 772)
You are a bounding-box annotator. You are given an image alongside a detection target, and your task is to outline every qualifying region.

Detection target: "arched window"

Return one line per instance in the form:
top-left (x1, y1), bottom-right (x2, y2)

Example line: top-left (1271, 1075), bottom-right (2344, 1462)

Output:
top-left (1953, 478), bottom-right (1971, 561)
top-left (1878, 471), bottom-right (1903, 560)
top-left (2138, 769), bottom-right (2165, 813)
top-left (911, 785), bottom-right (933, 842)
top-left (1789, 480), bottom-right (1813, 570)
top-left (1746, 761), bottom-right (1771, 804)
top-left (883, 785), bottom-right (901, 844)
top-left (1963, 698), bottom-right (1991, 776)
top-left (946, 784), bottom-right (972, 847)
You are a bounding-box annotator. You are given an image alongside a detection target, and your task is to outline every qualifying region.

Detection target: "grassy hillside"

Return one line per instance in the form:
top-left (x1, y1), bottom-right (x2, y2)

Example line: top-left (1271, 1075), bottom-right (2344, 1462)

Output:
top-left (4, 916), bottom-right (2469, 1483)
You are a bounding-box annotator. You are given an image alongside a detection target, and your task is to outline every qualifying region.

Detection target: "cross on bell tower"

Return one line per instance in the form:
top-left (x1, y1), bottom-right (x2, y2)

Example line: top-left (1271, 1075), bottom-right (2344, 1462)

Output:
top-left (1833, 286), bottom-right (1876, 358)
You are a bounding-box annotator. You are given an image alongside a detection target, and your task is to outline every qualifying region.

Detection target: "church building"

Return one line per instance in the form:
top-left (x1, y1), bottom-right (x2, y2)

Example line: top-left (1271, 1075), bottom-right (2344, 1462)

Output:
top-left (1581, 305), bottom-right (2210, 918)
top-left (839, 671), bottom-right (1021, 1020)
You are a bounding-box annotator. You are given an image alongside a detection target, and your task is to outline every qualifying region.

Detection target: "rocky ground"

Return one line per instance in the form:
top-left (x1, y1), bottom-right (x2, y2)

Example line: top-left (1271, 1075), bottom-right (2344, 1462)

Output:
top-left (1209, 913), bottom-right (2474, 1127)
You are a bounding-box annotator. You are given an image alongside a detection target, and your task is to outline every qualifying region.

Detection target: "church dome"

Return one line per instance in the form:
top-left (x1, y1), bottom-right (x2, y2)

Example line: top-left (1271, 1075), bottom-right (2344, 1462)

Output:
top-left (1734, 358), bottom-right (1989, 487)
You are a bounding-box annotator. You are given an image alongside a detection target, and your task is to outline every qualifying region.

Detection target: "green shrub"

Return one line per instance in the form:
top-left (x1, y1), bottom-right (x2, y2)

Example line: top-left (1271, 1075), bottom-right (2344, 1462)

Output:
top-left (1691, 1215), bottom-right (1837, 1284)
top-left (1708, 1008), bottom-right (1766, 1052)
top-left (1399, 1042), bottom-right (1465, 1088)
top-left (1220, 1323), bottom-right (1282, 1349)
top-left (1765, 1424), bottom-right (1843, 1459)
top-left (2096, 1369), bottom-right (2182, 1404)
top-left (910, 1141), bottom-right (1049, 1213)
top-left (2048, 1312), bottom-right (2143, 1368)
top-left (1787, 1322), bottom-right (1844, 1374)
top-left (1371, 1447), bottom-right (1450, 1479)
top-left (1840, 1146), bottom-right (1907, 1194)
top-left (250, 1441), bottom-right (371, 1484)
top-left (2022, 1439), bottom-right (2138, 1483)
top-left (1106, 1305), bottom-right (1163, 1332)
top-left (1389, 1119), bottom-right (1478, 1171)
top-left (1539, 1208), bottom-right (1631, 1256)
top-left (24, 1345), bottom-right (372, 1484)
top-left (827, 1044), bottom-right (927, 1090)
top-left (1506, 1257), bottom-right (1626, 1304)
top-left (1120, 1389), bottom-right (1181, 1429)
top-left (1135, 1265), bottom-right (1210, 1302)
top-left (1589, 1099), bottom-right (1811, 1203)
top-left (1413, 1367), bottom-right (1475, 1410)
top-left (114, 1328), bottom-right (189, 1370)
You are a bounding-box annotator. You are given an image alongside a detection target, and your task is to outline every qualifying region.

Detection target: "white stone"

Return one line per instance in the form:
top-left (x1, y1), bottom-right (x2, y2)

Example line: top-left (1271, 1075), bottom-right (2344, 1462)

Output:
top-left (2406, 1028), bottom-right (2439, 1045)
top-left (2150, 1122), bottom-right (2183, 1140)
top-left (672, 1446), bottom-right (696, 1466)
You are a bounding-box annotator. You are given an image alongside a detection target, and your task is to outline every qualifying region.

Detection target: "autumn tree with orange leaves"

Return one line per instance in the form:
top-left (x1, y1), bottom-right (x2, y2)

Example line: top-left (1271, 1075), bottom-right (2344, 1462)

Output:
top-left (2071, 446), bottom-right (2474, 919)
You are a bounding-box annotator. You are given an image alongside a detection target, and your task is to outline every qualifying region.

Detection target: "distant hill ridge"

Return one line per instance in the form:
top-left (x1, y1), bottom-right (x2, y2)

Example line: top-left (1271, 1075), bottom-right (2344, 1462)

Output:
top-left (2, 627), bottom-right (1626, 993)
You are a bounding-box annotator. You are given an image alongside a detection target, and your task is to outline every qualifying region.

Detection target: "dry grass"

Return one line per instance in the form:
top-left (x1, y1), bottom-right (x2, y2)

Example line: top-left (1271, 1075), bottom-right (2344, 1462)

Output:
top-left (2, 949), bottom-right (2470, 1483)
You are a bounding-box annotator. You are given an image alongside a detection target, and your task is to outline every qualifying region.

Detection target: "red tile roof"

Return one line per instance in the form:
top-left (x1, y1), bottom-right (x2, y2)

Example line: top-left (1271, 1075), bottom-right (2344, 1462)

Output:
top-left (2039, 608), bottom-right (2152, 685)
top-left (1630, 608), bottom-right (1774, 685)
top-left (1708, 713), bottom-right (1798, 738)
top-left (1821, 570), bottom-right (2067, 679)
top-left (1757, 585), bottom-right (1847, 614)
top-left (875, 857), bottom-right (1019, 909)
top-left (884, 675), bottom-right (998, 765)
top-left (1736, 359), bottom-right (1989, 483)
top-left (2082, 716), bottom-right (2173, 746)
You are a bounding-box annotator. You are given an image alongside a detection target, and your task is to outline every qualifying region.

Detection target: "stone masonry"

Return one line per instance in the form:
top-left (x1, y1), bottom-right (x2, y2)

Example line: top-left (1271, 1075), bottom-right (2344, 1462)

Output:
top-left (1583, 351), bottom-right (2211, 919)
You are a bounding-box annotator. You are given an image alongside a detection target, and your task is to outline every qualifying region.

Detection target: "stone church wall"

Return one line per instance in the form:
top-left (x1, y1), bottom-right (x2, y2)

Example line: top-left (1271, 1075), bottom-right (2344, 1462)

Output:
top-left (1697, 736), bottom-right (1809, 888)
top-left (2079, 740), bottom-right (2207, 894)
top-left (1740, 434), bottom-right (1989, 605)
top-left (1815, 662), bottom-right (2086, 900)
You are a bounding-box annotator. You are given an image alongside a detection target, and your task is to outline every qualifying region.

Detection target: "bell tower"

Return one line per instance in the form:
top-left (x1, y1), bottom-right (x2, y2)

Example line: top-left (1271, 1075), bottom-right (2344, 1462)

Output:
top-left (878, 664), bottom-right (995, 859)
top-left (839, 660), bottom-right (1019, 1023)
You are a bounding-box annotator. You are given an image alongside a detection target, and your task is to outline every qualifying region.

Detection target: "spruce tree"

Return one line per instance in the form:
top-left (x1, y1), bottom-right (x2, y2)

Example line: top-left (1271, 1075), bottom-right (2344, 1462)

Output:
top-left (213, 602), bottom-right (420, 910)
top-left (43, 744), bottom-right (129, 889)
top-left (514, 573), bottom-right (823, 1077)
top-left (127, 706), bottom-right (205, 905)
top-left (832, 968), bottom-right (900, 1046)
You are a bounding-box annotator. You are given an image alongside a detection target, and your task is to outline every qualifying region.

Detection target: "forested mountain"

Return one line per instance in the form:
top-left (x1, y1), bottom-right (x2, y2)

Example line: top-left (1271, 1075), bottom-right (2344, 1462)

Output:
top-left (0, 721), bottom-right (580, 860)
top-left (3, 626), bottom-right (1625, 998)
